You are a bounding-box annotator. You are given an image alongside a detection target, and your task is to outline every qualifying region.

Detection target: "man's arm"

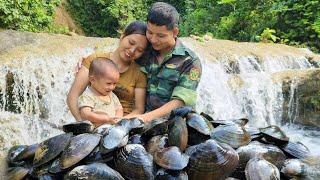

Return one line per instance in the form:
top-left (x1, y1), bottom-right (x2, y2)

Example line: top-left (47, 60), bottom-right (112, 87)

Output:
top-left (139, 99), bottom-right (184, 122)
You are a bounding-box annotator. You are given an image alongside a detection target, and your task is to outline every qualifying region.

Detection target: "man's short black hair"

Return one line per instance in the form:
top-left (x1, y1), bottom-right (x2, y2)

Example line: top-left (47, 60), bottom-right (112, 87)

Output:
top-left (147, 2), bottom-right (180, 30)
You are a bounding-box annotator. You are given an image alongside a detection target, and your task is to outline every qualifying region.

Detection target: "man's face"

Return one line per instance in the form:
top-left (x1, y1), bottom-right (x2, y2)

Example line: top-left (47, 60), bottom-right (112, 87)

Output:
top-left (146, 22), bottom-right (178, 53)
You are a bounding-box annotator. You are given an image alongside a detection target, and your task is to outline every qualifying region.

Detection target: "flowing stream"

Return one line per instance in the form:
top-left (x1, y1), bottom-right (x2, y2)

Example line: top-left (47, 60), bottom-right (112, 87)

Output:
top-left (0, 38), bottom-right (319, 160)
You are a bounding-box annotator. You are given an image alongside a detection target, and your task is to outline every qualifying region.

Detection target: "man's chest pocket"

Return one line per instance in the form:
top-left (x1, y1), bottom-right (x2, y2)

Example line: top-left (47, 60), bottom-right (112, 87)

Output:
top-left (156, 67), bottom-right (180, 96)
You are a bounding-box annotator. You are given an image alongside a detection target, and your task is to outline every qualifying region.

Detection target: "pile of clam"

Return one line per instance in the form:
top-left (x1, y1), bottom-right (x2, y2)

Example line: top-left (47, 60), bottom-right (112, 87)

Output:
top-left (7, 107), bottom-right (320, 180)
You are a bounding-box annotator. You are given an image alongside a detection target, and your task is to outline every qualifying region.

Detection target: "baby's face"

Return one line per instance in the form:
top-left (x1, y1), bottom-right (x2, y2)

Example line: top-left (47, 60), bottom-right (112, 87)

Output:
top-left (91, 71), bottom-right (119, 96)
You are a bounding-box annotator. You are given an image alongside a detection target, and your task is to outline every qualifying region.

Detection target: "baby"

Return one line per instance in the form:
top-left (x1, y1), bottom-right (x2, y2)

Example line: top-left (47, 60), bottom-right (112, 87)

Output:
top-left (78, 57), bottom-right (123, 127)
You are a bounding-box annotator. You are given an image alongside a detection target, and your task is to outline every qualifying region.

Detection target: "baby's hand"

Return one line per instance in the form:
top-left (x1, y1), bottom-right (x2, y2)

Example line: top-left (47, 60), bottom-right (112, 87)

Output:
top-left (109, 117), bottom-right (121, 124)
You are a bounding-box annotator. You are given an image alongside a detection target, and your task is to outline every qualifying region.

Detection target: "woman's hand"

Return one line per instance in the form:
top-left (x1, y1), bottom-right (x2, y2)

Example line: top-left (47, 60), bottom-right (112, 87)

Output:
top-left (73, 57), bottom-right (85, 75)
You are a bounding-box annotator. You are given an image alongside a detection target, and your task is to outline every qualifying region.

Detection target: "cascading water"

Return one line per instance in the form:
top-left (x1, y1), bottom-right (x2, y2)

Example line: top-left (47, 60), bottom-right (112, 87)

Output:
top-left (190, 43), bottom-right (320, 155)
top-left (0, 32), bottom-right (319, 165)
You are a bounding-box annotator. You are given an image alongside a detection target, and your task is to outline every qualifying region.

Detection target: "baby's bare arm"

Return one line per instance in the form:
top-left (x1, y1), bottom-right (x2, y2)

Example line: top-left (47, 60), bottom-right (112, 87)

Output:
top-left (80, 107), bottom-right (118, 124)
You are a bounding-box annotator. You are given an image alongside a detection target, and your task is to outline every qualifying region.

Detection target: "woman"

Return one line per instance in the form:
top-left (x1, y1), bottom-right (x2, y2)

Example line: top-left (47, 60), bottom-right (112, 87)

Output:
top-left (67, 21), bottom-right (149, 121)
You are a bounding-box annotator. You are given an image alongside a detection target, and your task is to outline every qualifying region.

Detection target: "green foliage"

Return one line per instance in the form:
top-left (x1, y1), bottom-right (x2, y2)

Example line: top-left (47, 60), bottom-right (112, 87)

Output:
top-left (180, 0), bottom-right (320, 52)
top-left (108, 0), bottom-right (148, 33)
top-left (0, 0), bottom-right (62, 33)
top-left (256, 28), bottom-right (279, 43)
top-left (66, 0), bottom-right (148, 37)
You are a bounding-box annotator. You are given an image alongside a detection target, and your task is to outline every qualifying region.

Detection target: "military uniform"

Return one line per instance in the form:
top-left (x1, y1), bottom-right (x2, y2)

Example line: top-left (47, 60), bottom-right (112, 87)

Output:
top-left (140, 39), bottom-right (202, 112)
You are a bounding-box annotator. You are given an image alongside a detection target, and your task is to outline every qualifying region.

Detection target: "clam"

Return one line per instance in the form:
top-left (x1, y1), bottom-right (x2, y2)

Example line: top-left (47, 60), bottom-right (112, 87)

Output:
top-left (60, 133), bottom-right (100, 169)
top-left (7, 167), bottom-right (29, 180)
top-left (169, 106), bottom-right (194, 119)
top-left (65, 163), bottom-right (124, 180)
top-left (154, 146), bottom-right (189, 170)
top-left (156, 169), bottom-right (188, 180)
top-left (141, 118), bottom-right (169, 138)
top-left (186, 113), bottom-right (213, 145)
top-left (115, 144), bottom-right (154, 180)
top-left (101, 118), bottom-right (144, 153)
top-left (128, 134), bottom-right (145, 145)
top-left (200, 112), bottom-right (248, 127)
top-left (62, 120), bottom-right (94, 135)
top-left (81, 145), bottom-right (114, 164)
top-left (259, 125), bottom-right (289, 145)
top-left (245, 157), bottom-right (280, 180)
top-left (168, 116), bottom-right (188, 151)
top-left (186, 113), bottom-right (213, 135)
top-left (281, 159), bottom-right (307, 178)
top-left (187, 139), bottom-right (239, 180)
top-left (210, 124), bottom-right (251, 149)
top-left (236, 141), bottom-right (286, 168)
top-left (94, 124), bottom-right (113, 135)
top-left (15, 143), bottom-right (38, 162)
top-left (279, 141), bottom-right (311, 159)
top-left (7, 145), bottom-right (28, 167)
top-left (147, 135), bottom-right (168, 156)
top-left (33, 133), bottom-right (72, 167)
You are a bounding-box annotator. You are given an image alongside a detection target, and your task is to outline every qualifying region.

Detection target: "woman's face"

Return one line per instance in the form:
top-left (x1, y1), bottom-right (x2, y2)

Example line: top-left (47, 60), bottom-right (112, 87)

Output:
top-left (118, 34), bottom-right (148, 62)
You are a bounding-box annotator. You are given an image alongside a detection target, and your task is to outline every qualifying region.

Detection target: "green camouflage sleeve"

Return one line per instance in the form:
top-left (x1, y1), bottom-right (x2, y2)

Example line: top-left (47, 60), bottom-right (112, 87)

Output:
top-left (171, 57), bottom-right (202, 106)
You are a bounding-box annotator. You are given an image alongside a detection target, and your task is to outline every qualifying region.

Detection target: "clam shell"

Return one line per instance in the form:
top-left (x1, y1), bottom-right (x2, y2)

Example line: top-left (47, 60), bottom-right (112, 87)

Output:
top-left (259, 125), bottom-right (289, 145)
top-left (60, 133), bottom-right (100, 169)
top-left (101, 125), bottom-right (128, 153)
top-left (15, 143), bottom-right (38, 162)
top-left (141, 118), bottom-right (168, 138)
top-left (168, 116), bottom-right (188, 151)
top-left (62, 120), bottom-right (94, 135)
top-left (169, 106), bottom-right (194, 119)
top-left (65, 163), bottom-right (124, 180)
top-left (187, 139), bottom-right (239, 180)
top-left (156, 169), bottom-right (188, 180)
top-left (210, 124), bottom-right (251, 148)
top-left (236, 141), bottom-right (286, 169)
top-left (7, 145), bottom-right (28, 167)
top-left (280, 141), bottom-right (311, 159)
top-left (281, 159), bottom-right (307, 178)
top-left (154, 146), bottom-right (189, 170)
top-left (147, 135), bottom-right (168, 156)
top-left (33, 133), bottom-right (72, 167)
top-left (7, 167), bottom-right (29, 180)
top-left (245, 157), bottom-right (280, 180)
top-left (186, 113), bottom-right (213, 135)
top-left (115, 144), bottom-right (154, 180)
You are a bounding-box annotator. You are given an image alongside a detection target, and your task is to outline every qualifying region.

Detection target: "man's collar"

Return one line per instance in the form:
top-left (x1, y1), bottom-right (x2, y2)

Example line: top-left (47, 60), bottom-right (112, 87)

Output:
top-left (171, 39), bottom-right (186, 56)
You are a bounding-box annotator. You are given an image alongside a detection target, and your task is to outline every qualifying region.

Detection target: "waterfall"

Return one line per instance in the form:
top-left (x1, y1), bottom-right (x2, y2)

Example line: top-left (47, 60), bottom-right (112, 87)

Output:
top-left (0, 34), bottom-right (319, 157)
top-left (196, 54), bottom-right (312, 127)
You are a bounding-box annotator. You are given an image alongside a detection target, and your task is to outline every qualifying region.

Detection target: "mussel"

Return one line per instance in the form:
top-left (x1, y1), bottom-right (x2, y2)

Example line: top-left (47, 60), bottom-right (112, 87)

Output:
top-left (210, 124), bottom-right (251, 149)
top-left (186, 112), bottom-right (213, 145)
top-left (279, 141), bottom-right (311, 159)
top-left (187, 139), bottom-right (239, 180)
top-left (156, 169), bottom-right (188, 180)
top-left (147, 135), bottom-right (168, 156)
top-left (115, 144), bottom-right (154, 180)
top-left (60, 133), bottom-right (100, 169)
top-left (62, 120), bottom-right (94, 135)
top-left (7, 166), bottom-right (29, 180)
top-left (154, 146), bottom-right (189, 170)
top-left (65, 163), bottom-right (124, 180)
top-left (259, 125), bottom-right (289, 145)
top-left (245, 157), bottom-right (280, 180)
top-left (168, 116), bottom-right (188, 151)
top-left (33, 133), bottom-right (72, 167)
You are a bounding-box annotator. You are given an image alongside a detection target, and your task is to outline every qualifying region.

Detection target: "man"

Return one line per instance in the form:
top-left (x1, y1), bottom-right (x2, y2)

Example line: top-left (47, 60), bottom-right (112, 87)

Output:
top-left (138, 2), bottom-right (202, 122)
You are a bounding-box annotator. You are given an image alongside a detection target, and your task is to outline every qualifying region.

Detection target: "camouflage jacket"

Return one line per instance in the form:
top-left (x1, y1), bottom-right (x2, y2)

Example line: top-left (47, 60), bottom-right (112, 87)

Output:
top-left (140, 39), bottom-right (202, 112)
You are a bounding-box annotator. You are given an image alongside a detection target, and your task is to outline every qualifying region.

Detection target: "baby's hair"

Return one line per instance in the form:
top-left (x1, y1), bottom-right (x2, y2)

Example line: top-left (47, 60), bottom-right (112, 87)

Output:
top-left (89, 57), bottom-right (119, 77)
